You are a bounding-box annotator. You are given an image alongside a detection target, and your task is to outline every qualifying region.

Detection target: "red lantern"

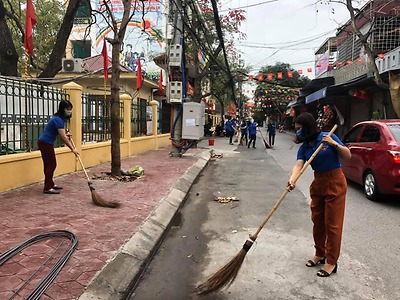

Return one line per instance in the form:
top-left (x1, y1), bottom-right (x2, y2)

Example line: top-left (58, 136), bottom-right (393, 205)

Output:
top-left (347, 60), bottom-right (353, 65)
top-left (307, 68), bottom-right (312, 73)
top-left (298, 70), bottom-right (303, 75)
top-left (337, 62), bottom-right (344, 67)
top-left (287, 71), bottom-right (293, 78)
top-left (249, 75), bottom-right (254, 80)
top-left (257, 74), bottom-right (263, 81)
top-left (277, 72), bottom-right (283, 79)
top-left (267, 73), bottom-right (273, 81)
top-left (357, 58), bottom-right (364, 63)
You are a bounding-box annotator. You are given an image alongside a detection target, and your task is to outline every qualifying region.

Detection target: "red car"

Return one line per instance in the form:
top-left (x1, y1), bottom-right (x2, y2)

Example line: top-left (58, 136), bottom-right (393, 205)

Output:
top-left (340, 120), bottom-right (400, 201)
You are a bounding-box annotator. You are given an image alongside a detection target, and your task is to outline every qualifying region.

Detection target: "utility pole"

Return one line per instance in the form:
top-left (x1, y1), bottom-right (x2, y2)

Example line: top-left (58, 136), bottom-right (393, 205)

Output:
top-left (167, 0), bottom-right (185, 155)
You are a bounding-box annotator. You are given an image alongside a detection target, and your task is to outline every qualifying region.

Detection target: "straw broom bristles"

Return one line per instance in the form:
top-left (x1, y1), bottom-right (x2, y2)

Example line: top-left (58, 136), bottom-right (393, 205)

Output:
top-left (70, 137), bottom-right (120, 208)
top-left (195, 240), bottom-right (254, 295)
top-left (88, 182), bottom-right (120, 208)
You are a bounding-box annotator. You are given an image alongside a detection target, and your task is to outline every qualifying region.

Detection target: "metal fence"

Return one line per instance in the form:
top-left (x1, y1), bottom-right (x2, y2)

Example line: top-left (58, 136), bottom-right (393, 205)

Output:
top-left (131, 99), bottom-right (147, 137)
top-left (0, 78), bottom-right (69, 155)
top-left (81, 94), bottom-right (124, 143)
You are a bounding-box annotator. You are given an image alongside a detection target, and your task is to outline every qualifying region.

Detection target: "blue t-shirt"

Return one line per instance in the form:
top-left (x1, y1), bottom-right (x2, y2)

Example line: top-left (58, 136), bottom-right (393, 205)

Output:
top-left (225, 120), bottom-right (236, 132)
top-left (267, 124), bottom-right (276, 135)
top-left (296, 132), bottom-right (344, 172)
top-left (248, 123), bottom-right (257, 135)
top-left (240, 122), bottom-right (248, 133)
top-left (39, 116), bottom-right (65, 144)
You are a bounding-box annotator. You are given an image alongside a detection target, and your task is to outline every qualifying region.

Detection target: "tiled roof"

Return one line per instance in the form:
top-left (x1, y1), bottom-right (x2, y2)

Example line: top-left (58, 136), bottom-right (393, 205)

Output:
top-left (82, 54), bottom-right (132, 74)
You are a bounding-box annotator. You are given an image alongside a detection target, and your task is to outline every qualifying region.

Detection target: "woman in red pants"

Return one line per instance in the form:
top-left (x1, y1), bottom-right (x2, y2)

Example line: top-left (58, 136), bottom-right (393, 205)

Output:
top-left (288, 112), bottom-right (351, 277)
top-left (38, 100), bottom-right (79, 194)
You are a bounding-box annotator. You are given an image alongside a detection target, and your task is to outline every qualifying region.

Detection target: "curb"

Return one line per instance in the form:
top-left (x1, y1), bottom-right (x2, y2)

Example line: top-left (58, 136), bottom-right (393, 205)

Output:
top-left (78, 150), bottom-right (210, 300)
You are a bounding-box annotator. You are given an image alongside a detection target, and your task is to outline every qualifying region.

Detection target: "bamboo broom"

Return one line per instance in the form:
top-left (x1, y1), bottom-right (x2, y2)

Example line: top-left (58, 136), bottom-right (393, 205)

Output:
top-left (70, 138), bottom-right (120, 208)
top-left (196, 124), bottom-right (338, 295)
top-left (258, 127), bottom-right (271, 149)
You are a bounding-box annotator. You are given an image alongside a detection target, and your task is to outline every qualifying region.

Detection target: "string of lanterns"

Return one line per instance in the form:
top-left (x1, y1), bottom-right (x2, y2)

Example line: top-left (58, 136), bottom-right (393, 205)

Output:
top-left (245, 53), bottom-right (385, 83)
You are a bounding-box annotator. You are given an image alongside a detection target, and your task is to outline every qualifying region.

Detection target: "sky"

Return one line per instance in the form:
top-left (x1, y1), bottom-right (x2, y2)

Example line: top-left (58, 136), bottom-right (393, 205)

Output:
top-left (219, 0), bottom-right (369, 80)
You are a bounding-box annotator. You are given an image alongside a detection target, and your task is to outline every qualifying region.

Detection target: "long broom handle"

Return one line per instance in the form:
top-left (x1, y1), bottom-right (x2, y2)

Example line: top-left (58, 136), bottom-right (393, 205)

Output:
top-left (250, 124), bottom-right (338, 241)
top-left (69, 138), bottom-right (91, 183)
top-left (257, 127), bottom-right (267, 144)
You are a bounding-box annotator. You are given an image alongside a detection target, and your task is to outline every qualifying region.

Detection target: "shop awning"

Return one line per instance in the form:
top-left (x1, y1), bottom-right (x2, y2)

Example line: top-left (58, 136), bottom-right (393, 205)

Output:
top-left (305, 87), bottom-right (327, 104)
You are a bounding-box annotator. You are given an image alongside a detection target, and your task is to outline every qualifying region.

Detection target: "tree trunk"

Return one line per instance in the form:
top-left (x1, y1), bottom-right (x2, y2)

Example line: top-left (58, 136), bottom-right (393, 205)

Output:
top-left (38, 0), bottom-right (83, 78)
top-left (389, 71), bottom-right (400, 118)
top-left (0, 0), bottom-right (18, 76)
top-left (110, 41), bottom-right (122, 176)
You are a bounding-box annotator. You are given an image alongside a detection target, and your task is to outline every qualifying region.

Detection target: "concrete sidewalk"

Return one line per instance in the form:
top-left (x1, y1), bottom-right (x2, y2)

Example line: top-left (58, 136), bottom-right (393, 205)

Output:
top-left (0, 139), bottom-right (237, 300)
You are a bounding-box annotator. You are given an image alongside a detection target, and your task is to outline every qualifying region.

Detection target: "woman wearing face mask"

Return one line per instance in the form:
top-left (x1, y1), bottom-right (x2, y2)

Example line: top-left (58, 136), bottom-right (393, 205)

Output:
top-left (38, 100), bottom-right (79, 194)
top-left (287, 112), bottom-right (351, 277)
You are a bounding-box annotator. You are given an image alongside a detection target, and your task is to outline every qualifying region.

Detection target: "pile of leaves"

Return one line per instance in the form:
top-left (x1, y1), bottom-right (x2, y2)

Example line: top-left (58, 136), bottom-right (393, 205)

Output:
top-left (92, 165), bottom-right (145, 182)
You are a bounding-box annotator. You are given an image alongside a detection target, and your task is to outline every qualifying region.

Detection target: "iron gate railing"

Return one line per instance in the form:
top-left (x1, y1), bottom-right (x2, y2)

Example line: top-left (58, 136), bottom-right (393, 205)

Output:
top-left (81, 94), bottom-right (124, 143)
top-left (0, 78), bottom-right (69, 154)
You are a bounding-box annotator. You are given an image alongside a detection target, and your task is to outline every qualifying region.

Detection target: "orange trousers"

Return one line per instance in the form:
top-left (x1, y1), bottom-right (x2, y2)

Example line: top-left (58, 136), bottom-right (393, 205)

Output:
top-left (310, 168), bottom-right (347, 265)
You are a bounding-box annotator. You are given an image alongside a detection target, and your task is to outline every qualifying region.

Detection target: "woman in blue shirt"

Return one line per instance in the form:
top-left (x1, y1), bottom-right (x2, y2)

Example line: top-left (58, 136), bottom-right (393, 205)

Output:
top-left (247, 118), bottom-right (258, 148)
top-left (38, 100), bottom-right (79, 194)
top-left (288, 112), bottom-right (351, 277)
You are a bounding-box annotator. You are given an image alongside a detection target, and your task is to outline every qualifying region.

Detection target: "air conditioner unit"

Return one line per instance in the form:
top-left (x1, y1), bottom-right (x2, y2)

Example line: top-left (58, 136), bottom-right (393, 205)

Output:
top-left (168, 81), bottom-right (182, 104)
top-left (62, 58), bottom-right (83, 73)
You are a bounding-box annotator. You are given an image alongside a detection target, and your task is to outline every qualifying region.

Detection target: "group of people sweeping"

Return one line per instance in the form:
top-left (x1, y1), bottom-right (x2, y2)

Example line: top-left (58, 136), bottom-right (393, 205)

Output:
top-left (225, 117), bottom-right (277, 148)
top-left (40, 101), bottom-right (351, 289)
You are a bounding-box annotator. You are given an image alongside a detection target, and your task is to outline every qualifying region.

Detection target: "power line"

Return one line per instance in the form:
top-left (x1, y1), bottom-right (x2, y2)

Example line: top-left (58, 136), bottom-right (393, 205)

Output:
top-left (219, 0), bottom-right (279, 12)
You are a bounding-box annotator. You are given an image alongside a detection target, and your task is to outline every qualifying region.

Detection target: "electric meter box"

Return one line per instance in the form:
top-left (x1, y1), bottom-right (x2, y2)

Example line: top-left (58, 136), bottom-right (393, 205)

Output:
top-left (182, 102), bottom-right (205, 140)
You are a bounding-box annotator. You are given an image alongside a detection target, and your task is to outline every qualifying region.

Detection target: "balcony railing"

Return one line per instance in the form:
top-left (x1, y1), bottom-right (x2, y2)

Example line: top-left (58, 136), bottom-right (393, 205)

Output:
top-left (375, 46), bottom-right (400, 74)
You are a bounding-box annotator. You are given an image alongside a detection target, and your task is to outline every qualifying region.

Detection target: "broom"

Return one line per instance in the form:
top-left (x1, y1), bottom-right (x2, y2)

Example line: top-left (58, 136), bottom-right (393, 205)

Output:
top-left (258, 127), bottom-right (271, 149)
top-left (196, 125), bottom-right (338, 295)
top-left (69, 137), bottom-right (120, 208)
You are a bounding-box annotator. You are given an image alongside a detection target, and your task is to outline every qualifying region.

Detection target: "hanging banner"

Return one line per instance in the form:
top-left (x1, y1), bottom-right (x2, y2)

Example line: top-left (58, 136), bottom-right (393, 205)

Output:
top-left (315, 51), bottom-right (329, 77)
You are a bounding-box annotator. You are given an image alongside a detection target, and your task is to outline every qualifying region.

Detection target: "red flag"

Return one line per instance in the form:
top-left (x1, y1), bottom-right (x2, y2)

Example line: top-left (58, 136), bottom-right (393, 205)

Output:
top-left (136, 59), bottom-right (142, 90)
top-left (24, 0), bottom-right (37, 55)
top-left (102, 39), bottom-right (108, 80)
top-left (158, 69), bottom-right (163, 94)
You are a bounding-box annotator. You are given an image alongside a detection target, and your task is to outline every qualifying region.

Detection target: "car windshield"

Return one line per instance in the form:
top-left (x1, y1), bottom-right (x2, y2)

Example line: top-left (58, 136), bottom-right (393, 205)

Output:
top-left (387, 124), bottom-right (400, 142)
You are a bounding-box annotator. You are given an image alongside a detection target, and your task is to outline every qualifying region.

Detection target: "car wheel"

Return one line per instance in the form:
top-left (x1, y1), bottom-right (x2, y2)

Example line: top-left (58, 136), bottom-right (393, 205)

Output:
top-left (364, 171), bottom-right (380, 201)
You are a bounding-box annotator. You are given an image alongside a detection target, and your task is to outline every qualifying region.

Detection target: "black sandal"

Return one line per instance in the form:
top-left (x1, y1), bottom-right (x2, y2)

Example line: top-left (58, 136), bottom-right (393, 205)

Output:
top-left (43, 188), bottom-right (60, 194)
top-left (306, 257), bottom-right (325, 267)
top-left (317, 264), bottom-right (338, 277)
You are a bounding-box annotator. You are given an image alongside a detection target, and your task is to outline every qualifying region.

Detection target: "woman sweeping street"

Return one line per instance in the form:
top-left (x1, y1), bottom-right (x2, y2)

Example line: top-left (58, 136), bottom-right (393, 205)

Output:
top-left (287, 112), bottom-right (351, 277)
top-left (38, 100), bottom-right (79, 194)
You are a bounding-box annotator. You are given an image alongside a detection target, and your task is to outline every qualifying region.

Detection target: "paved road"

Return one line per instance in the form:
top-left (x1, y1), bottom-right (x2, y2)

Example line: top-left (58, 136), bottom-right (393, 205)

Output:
top-left (129, 131), bottom-right (400, 300)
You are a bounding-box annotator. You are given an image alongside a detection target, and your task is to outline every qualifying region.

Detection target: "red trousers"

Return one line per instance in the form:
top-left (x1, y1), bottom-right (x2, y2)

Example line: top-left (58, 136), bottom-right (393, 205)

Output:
top-left (310, 168), bottom-right (347, 265)
top-left (38, 140), bottom-right (56, 191)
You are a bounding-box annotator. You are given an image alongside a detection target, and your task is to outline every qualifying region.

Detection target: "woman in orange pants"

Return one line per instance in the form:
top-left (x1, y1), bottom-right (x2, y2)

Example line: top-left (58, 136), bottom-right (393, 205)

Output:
top-left (288, 112), bottom-right (351, 277)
